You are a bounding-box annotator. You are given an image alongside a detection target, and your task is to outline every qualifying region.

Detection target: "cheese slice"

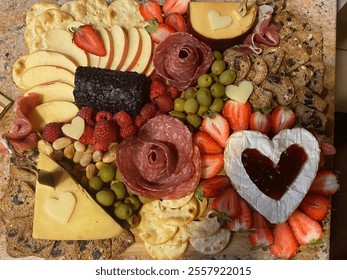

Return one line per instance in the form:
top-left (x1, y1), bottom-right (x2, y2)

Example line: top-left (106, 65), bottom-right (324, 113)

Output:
top-left (33, 152), bottom-right (124, 240)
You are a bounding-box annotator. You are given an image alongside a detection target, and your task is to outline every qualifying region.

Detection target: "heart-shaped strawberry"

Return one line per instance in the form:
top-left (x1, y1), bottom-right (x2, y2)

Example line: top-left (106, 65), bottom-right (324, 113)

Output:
top-left (224, 128), bottom-right (320, 224)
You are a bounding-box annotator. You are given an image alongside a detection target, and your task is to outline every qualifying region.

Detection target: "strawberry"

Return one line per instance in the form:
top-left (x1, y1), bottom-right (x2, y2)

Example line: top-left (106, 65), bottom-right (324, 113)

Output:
top-left (156, 94), bottom-right (174, 112)
top-left (229, 198), bottom-right (252, 231)
top-left (309, 170), bottom-right (340, 196)
top-left (201, 113), bottom-right (230, 148)
top-left (193, 131), bottom-right (223, 154)
top-left (164, 13), bottom-right (187, 32)
top-left (196, 175), bottom-right (230, 199)
top-left (269, 222), bottom-right (299, 259)
top-left (71, 25), bottom-right (106, 56)
top-left (162, 0), bottom-right (190, 14)
top-left (120, 124), bottom-right (138, 139)
top-left (166, 85), bottom-right (180, 99)
top-left (211, 186), bottom-right (241, 219)
top-left (249, 211), bottom-right (274, 247)
top-left (114, 111), bottom-right (133, 128)
top-left (249, 111), bottom-right (272, 135)
top-left (93, 120), bottom-right (118, 146)
top-left (139, 0), bottom-right (163, 23)
top-left (222, 100), bottom-right (252, 132)
top-left (149, 80), bottom-right (167, 102)
top-left (76, 107), bottom-right (96, 127)
top-left (139, 103), bottom-right (158, 121)
top-left (299, 193), bottom-right (330, 222)
top-left (145, 19), bottom-right (175, 44)
top-left (200, 153), bottom-right (224, 179)
top-left (288, 210), bottom-right (323, 245)
top-left (271, 106), bottom-right (295, 135)
top-left (41, 122), bottom-right (63, 144)
top-left (79, 125), bottom-right (95, 145)
top-left (96, 111), bottom-right (113, 122)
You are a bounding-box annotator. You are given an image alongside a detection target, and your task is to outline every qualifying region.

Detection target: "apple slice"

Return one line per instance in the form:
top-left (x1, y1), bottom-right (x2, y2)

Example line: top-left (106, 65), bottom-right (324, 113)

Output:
top-left (20, 65), bottom-right (74, 90)
top-left (144, 44), bottom-right (157, 76)
top-left (23, 81), bottom-right (74, 103)
top-left (120, 27), bottom-right (142, 71)
top-left (110, 25), bottom-right (128, 70)
top-left (44, 29), bottom-right (89, 66)
top-left (97, 27), bottom-right (114, 69)
top-left (130, 28), bottom-right (152, 74)
top-left (29, 101), bottom-right (79, 132)
top-left (25, 50), bottom-right (78, 73)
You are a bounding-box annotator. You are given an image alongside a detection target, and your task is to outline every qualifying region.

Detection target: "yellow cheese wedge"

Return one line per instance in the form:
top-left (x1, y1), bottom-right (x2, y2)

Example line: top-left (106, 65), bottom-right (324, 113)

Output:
top-left (33, 153), bottom-right (124, 240)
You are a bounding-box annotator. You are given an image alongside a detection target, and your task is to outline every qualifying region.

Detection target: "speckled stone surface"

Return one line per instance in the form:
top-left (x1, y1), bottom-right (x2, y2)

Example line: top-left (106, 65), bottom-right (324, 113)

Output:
top-left (0, 0), bottom-right (337, 260)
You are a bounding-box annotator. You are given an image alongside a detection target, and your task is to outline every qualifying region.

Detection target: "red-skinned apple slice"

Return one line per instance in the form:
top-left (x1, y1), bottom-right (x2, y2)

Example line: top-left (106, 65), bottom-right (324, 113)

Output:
top-left (110, 25), bottom-right (128, 70)
top-left (97, 27), bottom-right (114, 69)
top-left (120, 27), bottom-right (142, 71)
top-left (130, 28), bottom-right (152, 74)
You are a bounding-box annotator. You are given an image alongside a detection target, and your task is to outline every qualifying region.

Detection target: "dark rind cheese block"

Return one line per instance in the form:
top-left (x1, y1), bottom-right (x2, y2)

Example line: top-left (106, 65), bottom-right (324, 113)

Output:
top-left (73, 67), bottom-right (148, 116)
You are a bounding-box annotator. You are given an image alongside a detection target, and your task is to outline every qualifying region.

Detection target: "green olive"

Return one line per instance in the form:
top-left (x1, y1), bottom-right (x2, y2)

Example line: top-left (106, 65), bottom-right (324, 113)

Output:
top-left (114, 203), bottom-right (133, 220)
top-left (138, 196), bottom-right (154, 204)
top-left (184, 98), bottom-right (199, 115)
top-left (211, 60), bottom-right (227, 75)
top-left (115, 168), bottom-right (123, 182)
top-left (213, 50), bottom-right (223, 60)
top-left (125, 214), bottom-right (140, 229)
top-left (98, 163), bottom-right (116, 183)
top-left (209, 97), bottom-right (225, 113)
top-left (210, 83), bottom-right (226, 98)
top-left (110, 182), bottom-right (127, 200)
top-left (88, 176), bottom-right (104, 192)
top-left (219, 69), bottom-right (237, 86)
top-left (186, 114), bottom-right (202, 128)
top-left (183, 87), bottom-right (198, 99)
top-left (169, 111), bottom-right (187, 121)
top-left (173, 98), bottom-right (186, 112)
top-left (197, 105), bottom-right (209, 117)
top-left (124, 195), bottom-right (141, 211)
top-left (197, 74), bottom-right (213, 88)
top-left (196, 88), bottom-right (213, 107)
top-left (96, 189), bottom-right (116, 207)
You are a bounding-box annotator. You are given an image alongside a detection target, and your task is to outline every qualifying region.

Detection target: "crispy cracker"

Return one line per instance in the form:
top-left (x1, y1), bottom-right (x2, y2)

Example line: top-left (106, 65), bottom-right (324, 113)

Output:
top-left (12, 55), bottom-right (28, 89)
top-left (295, 87), bottom-right (327, 112)
top-left (75, 239), bottom-right (112, 260)
top-left (294, 103), bottom-right (328, 132)
top-left (5, 217), bottom-right (30, 258)
top-left (289, 65), bottom-right (314, 89)
top-left (292, 30), bottom-right (323, 61)
top-left (144, 241), bottom-right (188, 260)
top-left (305, 61), bottom-right (325, 94)
top-left (249, 85), bottom-right (273, 110)
top-left (261, 75), bottom-right (294, 106)
top-left (223, 48), bottom-right (251, 83)
top-left (34, 9), bottom-right (75, 36)
top-left (110, 229), bottom-right (135, 259)
top-left (247, 55), bottom-right (268, 85)
top-left (26, 2), bottom-right (61, 25)
top-left (262, 45), bottom-right (285, 74)
top-left (48, 240), bottom-right (78, 260)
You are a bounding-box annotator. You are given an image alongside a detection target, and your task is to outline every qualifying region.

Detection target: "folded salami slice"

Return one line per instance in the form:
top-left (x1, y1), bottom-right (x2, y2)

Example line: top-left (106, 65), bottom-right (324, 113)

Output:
top-left (153, 32), bottom-right (214, 91)
top-left (116, 115), bottom-right (201, 200)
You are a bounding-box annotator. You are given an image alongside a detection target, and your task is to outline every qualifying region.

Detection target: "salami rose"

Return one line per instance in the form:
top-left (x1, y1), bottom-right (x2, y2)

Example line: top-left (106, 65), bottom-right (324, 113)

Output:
top-left (116, 115), bottom-right (201, 200)
top-left (153, 32), bottom-right (214, 91)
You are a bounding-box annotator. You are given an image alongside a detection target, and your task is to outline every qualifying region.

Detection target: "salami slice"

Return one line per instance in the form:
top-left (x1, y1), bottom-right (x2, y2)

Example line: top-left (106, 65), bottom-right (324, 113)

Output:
top-left (153, 32), bottom-right (214, 91)
top-left (116, 115), bottom-right (201, 200)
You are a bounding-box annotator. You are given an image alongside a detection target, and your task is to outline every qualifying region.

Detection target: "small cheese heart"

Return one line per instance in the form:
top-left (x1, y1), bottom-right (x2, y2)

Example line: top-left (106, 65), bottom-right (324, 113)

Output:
top-left (62, 116), bottom-right (85, 140)
top-left (208, 10), bottom-right (232, 31)
top-left (225, 80), bottom-right (253, 103)
top-left (44, 191), bottom-right (76, 224)
top-left (224, 128), bottom-right (320, 224)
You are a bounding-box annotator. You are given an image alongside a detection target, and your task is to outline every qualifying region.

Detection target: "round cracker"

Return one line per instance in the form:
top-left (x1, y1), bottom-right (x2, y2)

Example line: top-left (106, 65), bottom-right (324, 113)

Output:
top-left (166, 227), bottom-right (190, 246)
top-left (24, 17), bottom-right (37, 51)
top-left (137, 200), bottom-right (178, 245)
top-left (158, 196), bottom-right (198, 226)
top-left (189, 228), bottom-right (231, 255)
top-left (144, 241), bottom-right (188, 260)
top-left (160, 192), bottom-right (194, 209)
top-left (183, 211), bottom-right (221, 238)
top-left (26, 2), bottom-right (61, 24)
top-left (34, 9), bottom-right (75, 36)
top-left (195, 196), bottom-right (209, 220)
top-left (12, 55), bottom-right (27, 89)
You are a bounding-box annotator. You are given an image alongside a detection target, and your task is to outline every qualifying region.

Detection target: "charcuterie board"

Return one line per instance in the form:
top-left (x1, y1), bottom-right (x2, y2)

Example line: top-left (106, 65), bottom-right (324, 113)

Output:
top-left (0, 0), bottom-right (337, 260)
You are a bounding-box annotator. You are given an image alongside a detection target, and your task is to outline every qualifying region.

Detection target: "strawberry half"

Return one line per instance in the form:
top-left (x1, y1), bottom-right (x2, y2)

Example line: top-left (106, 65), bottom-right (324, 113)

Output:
top-left (249, 111), bottom-right (272, 135)
top-left (269, 222), bottom-right (299, 259)
top-left (222, 100), bottom-right (252, 132)
top-left (288, 210), bottom-right (323, 245)
top-left (309, 170), bottom-right (340, 195)
top-left (164, 13), bottom-right (187, 32)
top-left (249, 211), bottom-right (274, 248)
top-left (193, 131), bottom-right (223, 154)
top-left (229, 198), bottom-right (252, 231)
top-left (211, 186), bottom-right (240, 219)
top-left (162, 0), bottom-right (190, 14)
top-left (145, 19), bottom-right (175, 44)
top-left (200, 153), bottom-right (224, 179)
top-left (299, 193), bottom-right (331, 222)
top-left (71, 25), bottom-right (106, 56)
top-left (139, 0), bottom-right (163, 23)
top-left (196, 175), bottom-right (230, 199)
top-left (271, 106), bottom-right (295, 135)
top-left (201, 113), bottom-right (230, 148)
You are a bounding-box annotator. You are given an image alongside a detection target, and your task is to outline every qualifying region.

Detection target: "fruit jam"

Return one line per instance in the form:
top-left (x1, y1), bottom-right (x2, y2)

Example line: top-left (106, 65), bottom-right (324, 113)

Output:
top-left (241, 144), bottom-right (308, 200)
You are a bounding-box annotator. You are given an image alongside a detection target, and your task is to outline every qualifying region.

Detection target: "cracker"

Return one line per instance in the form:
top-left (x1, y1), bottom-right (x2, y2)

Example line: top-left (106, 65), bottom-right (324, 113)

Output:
top-left (262, 45), bottom-right (285, 74)
top-left (294, 103), bottom-right (328, 131)
top-left (5, 217), bottom-right (30, 258)
top-left (289, 65), bottom-right (314, 89)
top-left (261, 75), bottom-right (295, 106)
top-left (12, 55), bottom-right (27, 89)
top-left (183, 211), bottom-right (221, 238)
top-left (195, 196), bottom-right (208, 220)
top-left (34, 9), bottom-right (75, 36)
top-left (26, 2), bottom-right (61, 25)
top-left (274, 10), bottom-right (305, 39)
top-left (295, 87), bottom-right (327, 112)
top-left (247, 55), bottom-right (268, 85)
top-left (281, 42), bottom-right (310, 73)
top-left (48, 240), bottom-right (78, 260)
top-left (189, 228), bottom-right (231, 255)
top-left (160, 192), bottom-right (194, 209)
top-left (165, 227), bottom-right (189, 246)
top-left (249, 85), bottom-right (273, 111)
top-left (75, 239), bottom-right (112, 260)
top-left (110, 229), bottom-right (135, 259)
top-left (305, 61), bottom-right (325, 94)
top-left (292, 30), bottom-right (323, 61)
top-left (223, 49), bottom-right (251, 83)
top-left (144, 241), bottom-right (188, 260)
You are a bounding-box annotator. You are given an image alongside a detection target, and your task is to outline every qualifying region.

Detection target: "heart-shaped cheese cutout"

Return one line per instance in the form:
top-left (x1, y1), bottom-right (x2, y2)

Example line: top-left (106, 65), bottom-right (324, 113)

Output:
top-left (224, 128), bottom-right (320, 224)
top-left (44, 191), bottom-right (76, 224)
top-left (225, 80), bottom-right (253, 103)
top-left (208, 10), bottom-right (232, 31)
top-left (62, 116), bottom-right (85, 140)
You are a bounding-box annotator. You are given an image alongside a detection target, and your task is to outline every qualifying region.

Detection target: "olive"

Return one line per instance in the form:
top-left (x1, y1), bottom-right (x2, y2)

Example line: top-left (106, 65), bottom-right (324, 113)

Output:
top-left (197, 88), bottom-right (212, 107)
top-left (213, 50), bottom-right (223, 60)
top-left (169, 111), bottom-right (186, 121)
top-left (114, 203), bottom-right (133, 220)
top-left (219, 69), bottom-right (237, 86)
top-left (197, 74), bottom-right (213, 88)
top-left (115, 168), bottom-right (123, 182)
top-left (183, 87), bottom-right (198, 99)
top-left (98, 163), bottom-right (115, 183)
top-left (211, 83), bottom-right (226, 98)
top-left (96, 189), bottom-right (116, 207)
top-left (125, 214), bottom-right (140, 229)
top-left (211, 60), bottom-right (226, 75)
top-left (186, 114), bottom-right (202, 128)
top-left (113, 200), bottom-right (123, 209)
top-left (210, 73), bottom-right (219, 83)
top-left (125, 195), bottom-right (141, 211)
top-left (173, 98), bottom-right (186, 112)
top-left (88, 176), bottom-right (104, 192)
top-left (197, 105), bottom-right (209, 117)
top-left (110, 182), bottom-right (127, 200)
top-left (138, 196), bottom-right (154, 204)
top-left (209, 97), bottom-right (225, 113)
top-left (184, 98), bottom-right (199, 115)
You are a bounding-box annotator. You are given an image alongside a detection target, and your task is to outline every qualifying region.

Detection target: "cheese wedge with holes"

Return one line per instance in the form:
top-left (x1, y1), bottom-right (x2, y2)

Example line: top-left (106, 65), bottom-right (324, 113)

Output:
top-left (33, 153), bottom-right (124, 240)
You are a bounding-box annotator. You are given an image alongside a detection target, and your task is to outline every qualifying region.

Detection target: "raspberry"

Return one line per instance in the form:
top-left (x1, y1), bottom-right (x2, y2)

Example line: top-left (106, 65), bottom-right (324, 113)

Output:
top-left (150, 72), bottom-right (165, 83)
top-left (120, 125), bottom-right (138, 139)
top-left (41, 122), bottom-right (63, 144)
top-left (93, 120), bottom-right (118, 145)
top-left (139, 103), bottom-right (157, 120)
top-left (76, 107), bottom-right (96, 127)
top-left (166, 85), bottom-right (180, 99)
top-left (96, 111), bottom-right (113, 122)
top-left (156, 94), bottom-right (174, 112)
top-left (114, 111), bottom-right (133, 128)
top-left (134, 115), bottom-right (146, 128)
top-left (79, 125), bottom-right (95, 145)
top-left (149, 80), bottom-right (166, 102)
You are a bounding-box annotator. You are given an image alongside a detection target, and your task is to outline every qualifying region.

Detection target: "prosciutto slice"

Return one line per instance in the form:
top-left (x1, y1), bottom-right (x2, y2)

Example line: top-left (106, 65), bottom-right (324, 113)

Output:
top-left (116, 115), bottom-right (201, 200)
top-left (153, 32), bottom-right (214, 91)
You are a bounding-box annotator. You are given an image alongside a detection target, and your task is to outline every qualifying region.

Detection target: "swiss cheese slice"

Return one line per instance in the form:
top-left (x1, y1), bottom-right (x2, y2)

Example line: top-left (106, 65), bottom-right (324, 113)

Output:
top-left (33, 152), bottom-right (124, 240)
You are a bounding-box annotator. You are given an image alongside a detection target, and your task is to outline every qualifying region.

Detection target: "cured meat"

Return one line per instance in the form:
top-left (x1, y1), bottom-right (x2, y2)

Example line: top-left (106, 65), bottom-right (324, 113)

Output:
top-left (153, 32), bottom-right (214, 91)
top-left (116, 115), bottom-right (201, 200)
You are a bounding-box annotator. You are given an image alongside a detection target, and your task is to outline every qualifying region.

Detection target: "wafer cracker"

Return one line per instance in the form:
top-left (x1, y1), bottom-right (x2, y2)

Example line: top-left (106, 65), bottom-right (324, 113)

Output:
top-left (165, 227), bottom-right (189, 246)
top-left (144, 241), bottom-right (188, 260)
top-left (26, 2), bottom-right (61, 24)
top-left (160, 192), bottom-right (194, 209)
top-left (183, 211), bottom-right (221, 238)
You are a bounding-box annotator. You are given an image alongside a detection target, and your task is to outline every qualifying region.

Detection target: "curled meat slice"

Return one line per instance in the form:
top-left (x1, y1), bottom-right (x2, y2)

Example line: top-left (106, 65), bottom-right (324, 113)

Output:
top-left (116, 115), bottom-right (201, 200)
top-left (153, 32), bottom-right (214, 91)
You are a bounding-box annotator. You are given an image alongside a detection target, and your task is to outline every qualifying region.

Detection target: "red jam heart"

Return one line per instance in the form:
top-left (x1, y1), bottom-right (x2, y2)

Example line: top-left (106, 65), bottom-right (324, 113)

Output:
top-left (241, 144), bottom-right (308, 200)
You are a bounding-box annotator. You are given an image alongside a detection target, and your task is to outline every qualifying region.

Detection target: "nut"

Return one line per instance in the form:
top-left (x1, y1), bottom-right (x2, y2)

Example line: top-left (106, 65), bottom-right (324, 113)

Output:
top-left (37, 139), bottom-right (53, 155)
top-left (74, 141), bottom-right (86, 152)
top-left (102, 151), bottom-right (116, 163)
top-left (64, 143), bottom-right (75, 159)
top-left (73, 150), bottom-right (84, 163)
top-left (52, 137), bottom-right (72, 150)
top-left (95, 161), bottom-right (105, 170)
top-left (51, 149), bottom-right (64, 161)
top-left (92, 150), bottom-right (103, 162)
top-left (86, 163), bottom-right (97, 179)
top-left (80, 153), bottom-right (92, 167)
top-left (85, 145), bottom-right (94, 154)
top-left (108, 142), bottom-right (119, 153)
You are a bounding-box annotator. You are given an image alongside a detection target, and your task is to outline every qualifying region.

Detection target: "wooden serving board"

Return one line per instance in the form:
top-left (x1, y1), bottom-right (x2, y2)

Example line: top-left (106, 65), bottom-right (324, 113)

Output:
top-left (0, 0), bottom-right (337, 260)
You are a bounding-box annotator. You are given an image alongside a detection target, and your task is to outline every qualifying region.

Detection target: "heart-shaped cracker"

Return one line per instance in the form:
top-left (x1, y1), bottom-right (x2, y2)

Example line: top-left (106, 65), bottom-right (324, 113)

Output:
top-left (224, 128), bottom-right (320, 224)
top-left (44, 191), bottom-right (76, 224)
top-left (62, 116), bottom-right (85, 140)
top-left (208, 10), bottom-right (232, 30)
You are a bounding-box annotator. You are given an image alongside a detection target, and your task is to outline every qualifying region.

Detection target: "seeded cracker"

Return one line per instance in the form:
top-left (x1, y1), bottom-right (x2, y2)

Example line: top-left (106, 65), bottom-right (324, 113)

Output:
top-left (110, 229), bottom-right (135, 259)
top-left (260, 75), bottom-right (295, 106)
top-left (144, 241), bottom-right (189, 260)
top-left (75, 239), bottom-right (112, 260)
top-left (5, 217), bottom-right (29, 258)
top-left (48, 240), bottom-right (78, 260)
top-left (261, 46), bottom-right (285, 74)
top-left (26, 2), bottom-right (61, 24)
